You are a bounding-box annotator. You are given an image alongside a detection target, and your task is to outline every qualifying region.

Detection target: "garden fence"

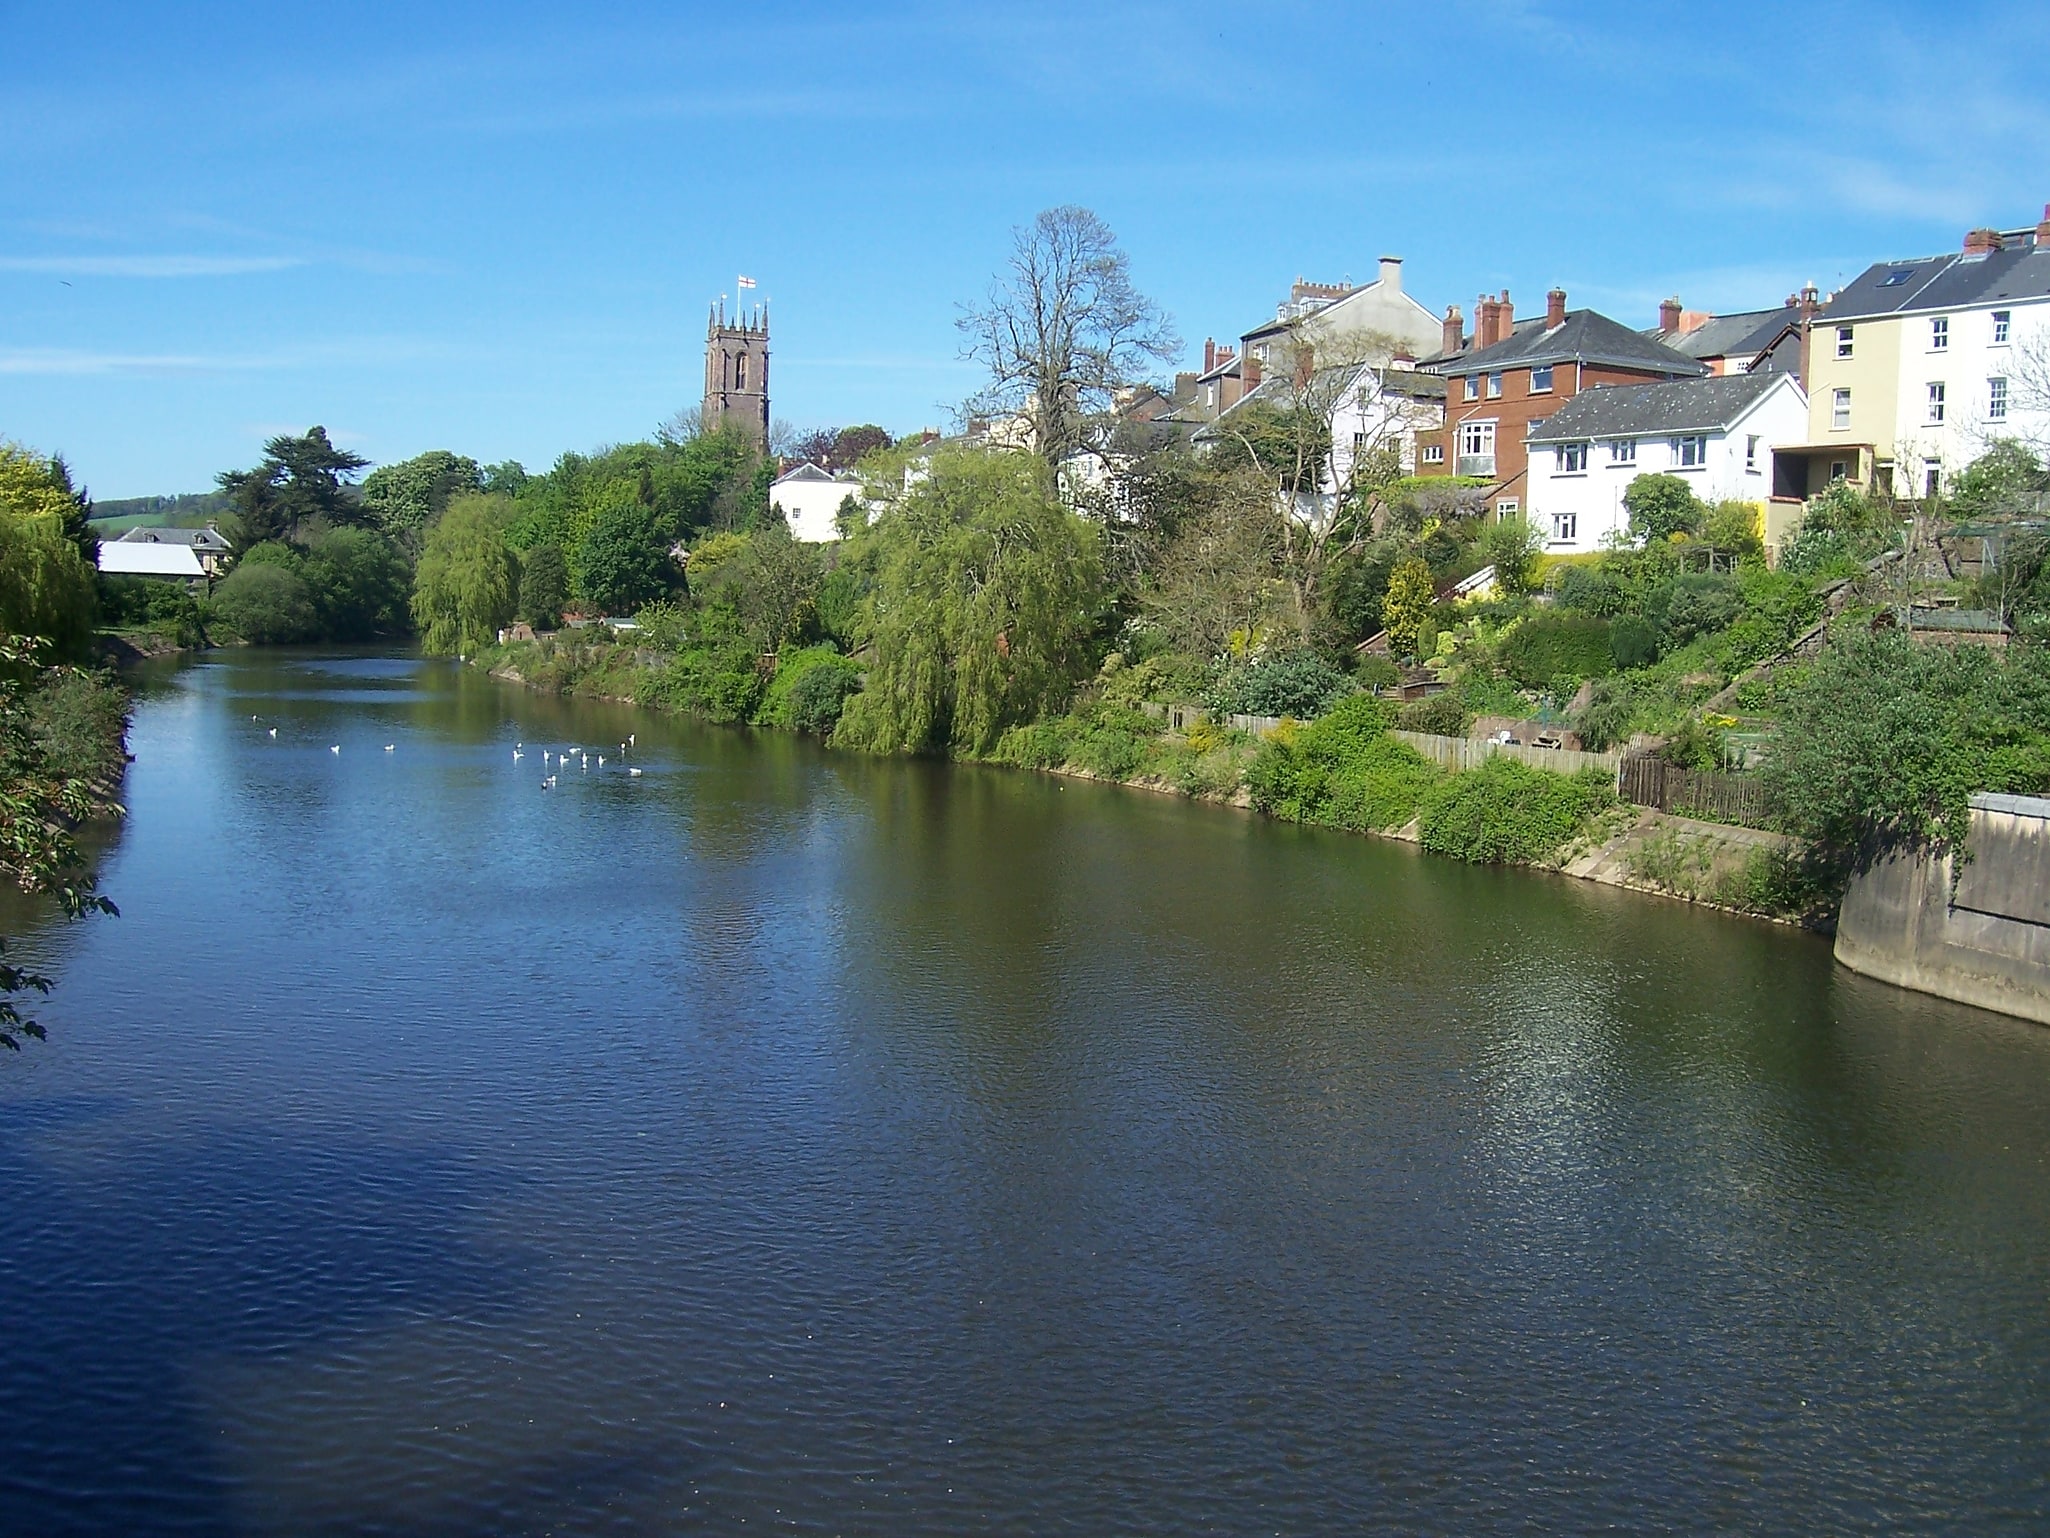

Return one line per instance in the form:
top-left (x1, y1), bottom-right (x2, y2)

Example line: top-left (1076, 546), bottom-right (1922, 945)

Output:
top-left (1618, 753), bottom-right (1774, 828)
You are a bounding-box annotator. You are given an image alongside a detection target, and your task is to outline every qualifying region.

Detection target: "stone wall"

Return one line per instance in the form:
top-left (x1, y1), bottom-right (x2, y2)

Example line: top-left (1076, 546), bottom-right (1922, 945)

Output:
top-left (1835, 793), bottom-right (2050, 1025)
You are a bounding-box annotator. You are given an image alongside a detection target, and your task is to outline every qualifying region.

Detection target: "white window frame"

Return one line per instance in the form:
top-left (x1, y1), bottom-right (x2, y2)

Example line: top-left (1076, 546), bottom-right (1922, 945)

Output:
top-left (1421, 442), bottom-right (1445, 465)
top-left (1495, 497), bottom-right (1519, 520)
top-left (1990, 376), bottom-right (2009, 421)
top-left (1993, 310), bottom-right (2011, 345)
top-left (1745, 434), bottom-right (1760, 472)
top-left (1835, 325), bottom-right (1854, 359)
top-left (1529, 365), bottom-right (1554, 393)
top-left (1610, 439), bottom-right (1636, 465)
top-left (1550, 511), bottom-right (1577, 544)
top-left (1927, 381), bottom-right (1946, 424)
top-left (1931, 316), bottom-right (1949, 351)
top-left (1556, 441), bottom-right (1588, 474)
top-left (1463, 376), bottom-right (1479, 401)
top-left (1487, 372), bottom-right (1503, 399)
top-left (1924, 458), bottom-right (1941, 498)
top-left (1829, 459), bottom-right (1848, 482)
top-left (1674, 434), bottom-right (1708, 468)
top-left (1832, 388), bottom-right (1851, 431)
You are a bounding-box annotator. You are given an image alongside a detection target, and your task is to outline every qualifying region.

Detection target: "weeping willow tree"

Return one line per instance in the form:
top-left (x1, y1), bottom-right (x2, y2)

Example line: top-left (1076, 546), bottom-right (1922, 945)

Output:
top-left (835, 449), bottom-right (1105, 756)
top-left (410, 493), bottom-right (519, 654)
top-left (0, 444), bottom-right (100, 660)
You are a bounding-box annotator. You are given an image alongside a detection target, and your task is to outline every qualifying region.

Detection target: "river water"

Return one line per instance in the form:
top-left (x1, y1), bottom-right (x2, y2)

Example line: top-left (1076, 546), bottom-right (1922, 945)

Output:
top-left (3, 648), bottom-right (2048, 1535)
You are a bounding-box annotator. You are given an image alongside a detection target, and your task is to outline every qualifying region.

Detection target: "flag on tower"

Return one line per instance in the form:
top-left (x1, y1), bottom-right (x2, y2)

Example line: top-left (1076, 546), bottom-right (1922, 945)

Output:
top-left (736, 275), bottom-right (757, 289)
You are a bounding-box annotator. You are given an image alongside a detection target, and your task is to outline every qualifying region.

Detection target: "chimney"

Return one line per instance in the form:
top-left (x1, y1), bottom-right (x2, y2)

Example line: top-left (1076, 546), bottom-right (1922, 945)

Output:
top-left (1378, 255), bottom-right (1403, 292)
top-left (1294, 344), bottom-right (1315, 389)
top-left (1442, 305), bottom-right (1464, 356)
top-left (2037, 203), bottom-right (2050, 246)
top-left (1797, 283), bottom-right (1820, 322)
top-left (1392, 345), bottom-right (1417, 368)
top-left (1658, 295), bottom-right (1682, 334)
top-left (1498, 290), bottom-right (1513, 342)
top-left (1547, 287), bottom-right (1568, 328)
top-left (1203, 337), bottom-right (1217, 371)
top-left (1243, 352), bottom-right (1262, 388)
top-left (1964, 227), bottom-right (2003, 255)
top-left (1475, 294), bottom-right (1493, 348)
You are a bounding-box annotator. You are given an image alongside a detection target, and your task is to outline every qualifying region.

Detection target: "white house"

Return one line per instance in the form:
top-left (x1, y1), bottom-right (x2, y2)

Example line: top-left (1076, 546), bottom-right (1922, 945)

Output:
top-left (769, 462), bottom-right (865, 542)
top-left (1525, 372), bottom-right (1808, 552)
top-left (1237, 257), bottom-right (1446, 376)
top-left (97, 540), bottom-right (207, 579)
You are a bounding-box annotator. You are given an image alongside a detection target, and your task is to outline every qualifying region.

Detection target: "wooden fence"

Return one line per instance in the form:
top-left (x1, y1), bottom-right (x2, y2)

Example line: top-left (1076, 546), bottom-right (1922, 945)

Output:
top-left (1389, 730), bottom-right (1620, 778)
top-left (1618, 752), bottom-right (1774, 827)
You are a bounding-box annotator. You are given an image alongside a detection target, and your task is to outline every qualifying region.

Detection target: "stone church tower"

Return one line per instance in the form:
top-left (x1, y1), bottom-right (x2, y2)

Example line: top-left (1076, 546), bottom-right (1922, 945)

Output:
top-left (702, 302), bottom-right (769, 443)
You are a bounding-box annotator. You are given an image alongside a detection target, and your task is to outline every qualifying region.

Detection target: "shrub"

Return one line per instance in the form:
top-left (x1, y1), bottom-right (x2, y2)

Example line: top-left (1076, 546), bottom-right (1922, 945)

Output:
top-left (1499, 613), bottom-right (1613, 688)
top-left (1417, 757), bottom-right (1614, 864)
top-left (519, 542), bottom-right (570, 627)
top-left (1354, 654), bottom-right (1401, 691)
top-left (1624, 473), bottom-right (1704, 541)
top-left (1572, 676), bottom-right (1635, 752)
top-left (1248, 694), bottom-right (1440, 831)
top-left (759, 646), bottom-right (864, 734)
top-left (1394, 692), bottom-right (1468, 736)
top-left (637, 648), bottom-right (763, 723)
top-left (1226, 649), bottom-right (1352, 719)
top-left (212, 561), bottom-right (318, 643)
top-left (1610, 614), bottom-right (1659, 670)
top-left (1660, 575), bottom-right (1743, 648)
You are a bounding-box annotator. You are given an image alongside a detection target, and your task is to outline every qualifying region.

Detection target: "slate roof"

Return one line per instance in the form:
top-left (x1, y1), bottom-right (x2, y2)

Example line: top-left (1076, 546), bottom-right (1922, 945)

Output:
top-left (1648, 306), bottom-right (1796, 362)
top-left (1823, 242), bottom-right (2050, 322)
top-left (1526, 373), bottom-right (1792, 445)
top-left (1423, 309), bottom-right (1707, 379)
top-left (772, 461), bottom-right (857, 485)
top-left (115, 524), bottom-right (231, 550)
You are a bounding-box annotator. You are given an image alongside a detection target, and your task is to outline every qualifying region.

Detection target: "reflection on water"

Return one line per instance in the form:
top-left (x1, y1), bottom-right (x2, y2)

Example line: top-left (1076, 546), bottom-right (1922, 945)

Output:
top-left (2, 647), bottom-right (2047, 1535)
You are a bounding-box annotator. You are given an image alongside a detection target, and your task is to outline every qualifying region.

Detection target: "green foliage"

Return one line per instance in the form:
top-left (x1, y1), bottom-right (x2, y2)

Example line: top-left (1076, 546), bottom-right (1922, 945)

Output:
top-left (303, 526), bottom-right (411, 640)
top-left (1623, 473), bottom-right (1705, 542)
top-left (211, 558), bottom-right (319, 644)
top-left (577, 496), bottom-right (676, 616)
top-left (759, 645), bottom-right (861, 733)
top-left (1658, 574), bottom-right (1743, 648)
top-left (412, 493), bottom-right (519, 654)
top-left (216, 427), bottom-right (370, 552)
top-left (700, 524), bottom-right (823, 651)
top-left (1417, 757), bottom-right (1614, 865)
top-left (1354, 654), bottom-right (1401, 690)
top-left (1, 444), bottom-right (101, 658)
top-left (359, 450), bottom-right (482, 539)
top-left (1248, 695), bottom-right (1439, 831)
top-left (1206, 401), bottom-right (1330, 490)
top-left (1572, 676), bottom-right (1635, 752)
top-left (1498, 613), bottom-right (1613, 688)
top-left (518, 543), bottom-right (569, 628)
top-left (96, 575), bottom-right (204, 643)
top-left (835, 450), bottom-right (1105, 756)
top-left (1381, 556), bottom-right (1435, 661)
top-left (1701, 500), bottom-right (1765, 559)
top-left (1480, 514), bottom-right (1543, 595)
top-left (1394, 692), bottom-right (1468, 736)
top-left (1610, 614), bottom-right (1659, 670)
top-left (814, 566), bottom-right (869, 650)
top-left (1320, 541), bottom-right (1400, 650)
top-left (1949, 440), bottom-right (2045, 519)
top-left (637, 645), bottom-right (763, 724)
top-left (1763, 632), bottom-right (2050, 854)
top-left (1220, 649), bottom-right (1352, 718)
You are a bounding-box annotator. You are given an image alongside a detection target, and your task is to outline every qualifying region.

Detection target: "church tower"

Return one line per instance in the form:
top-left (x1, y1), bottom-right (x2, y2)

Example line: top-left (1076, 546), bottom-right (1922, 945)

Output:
top-left (702, 301), bottom-right (769, 444)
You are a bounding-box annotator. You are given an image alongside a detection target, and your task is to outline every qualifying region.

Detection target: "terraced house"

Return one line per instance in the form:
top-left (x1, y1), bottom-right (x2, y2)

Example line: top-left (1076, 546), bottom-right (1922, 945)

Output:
top-left (1791, 209), bottom-right (2050, 500)
top-left (1421, 288), bottom-right (1706, 521)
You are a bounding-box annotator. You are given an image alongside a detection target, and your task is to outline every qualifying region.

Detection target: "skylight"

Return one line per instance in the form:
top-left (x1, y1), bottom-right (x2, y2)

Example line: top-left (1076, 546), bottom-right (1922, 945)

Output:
top-left (1880, 270), bottom-right (1915, 286)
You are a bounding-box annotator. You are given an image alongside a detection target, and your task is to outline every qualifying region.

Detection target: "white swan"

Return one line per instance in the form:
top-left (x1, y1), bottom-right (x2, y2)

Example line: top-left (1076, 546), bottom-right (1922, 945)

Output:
top-left (330, 745), bottom-right (340, 755)
top-left (628, 767), bottom-right (643, 777)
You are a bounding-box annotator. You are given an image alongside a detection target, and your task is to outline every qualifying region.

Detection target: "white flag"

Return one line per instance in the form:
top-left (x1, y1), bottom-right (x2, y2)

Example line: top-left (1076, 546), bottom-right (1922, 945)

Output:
top-left (736, 275), bottom-right (757, 289)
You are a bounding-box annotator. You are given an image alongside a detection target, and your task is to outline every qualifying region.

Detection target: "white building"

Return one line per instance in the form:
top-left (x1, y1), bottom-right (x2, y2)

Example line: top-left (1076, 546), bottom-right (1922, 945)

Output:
top-left (1525, 372), bottom-right (1808, 552)
top-left (769, 462), bottom-right (865, 542)
top-left (1237, 257), bottom-right (1446, 375)
top-left (97, 540), bottom-right (207, 579)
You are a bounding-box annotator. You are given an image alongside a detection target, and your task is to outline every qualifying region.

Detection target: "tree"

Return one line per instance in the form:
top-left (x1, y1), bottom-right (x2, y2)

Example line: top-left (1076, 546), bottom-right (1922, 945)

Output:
top-left (1950, 440), bottom-right (2046, 519)
top-left (0, 445), bottom-right (100, 657)
top-left (359, 450), bottom-right (483, 541)
top-left (1480, 513), bottom-right (1543, 595)
top-left (0, 636), bottom-right (121, 1050)
top-left (212, 558), bottom-right (319, 643)
top-left (411, 493), bottom-right (519, 653)
top-left (518, 543), bottom-right (569, 628)
top-left (1623, 473), bottom-right (1704, 542)
top-left (1380, 556), bottom-right (1436, 661)
top-left (699, 522), bottom-right (823, 652)
top-left (830, 424), bottom-right (893, 470)
top-left (835, 450), bottom-right (1105, 755)
top-left (957, 205), bottom-right (1180, 471)
top-left (303, 526), bottom-right (411, 639)
top-left (217, 426), bottom-right (370, 552)
top-left (577, 497), bottom-right (675, 616)
top-left (1139, 467), bottom-right (1288, 659)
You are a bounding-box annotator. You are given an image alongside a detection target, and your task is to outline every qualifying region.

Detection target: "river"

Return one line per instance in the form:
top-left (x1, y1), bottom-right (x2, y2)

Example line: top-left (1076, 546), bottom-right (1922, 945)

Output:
top-left (3, 647), bottom-right (2048, 1535)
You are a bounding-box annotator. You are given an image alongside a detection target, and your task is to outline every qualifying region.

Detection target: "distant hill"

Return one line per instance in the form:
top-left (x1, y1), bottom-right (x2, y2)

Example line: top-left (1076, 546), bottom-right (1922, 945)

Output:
top-left (89, 491), bottom-right (231, 533)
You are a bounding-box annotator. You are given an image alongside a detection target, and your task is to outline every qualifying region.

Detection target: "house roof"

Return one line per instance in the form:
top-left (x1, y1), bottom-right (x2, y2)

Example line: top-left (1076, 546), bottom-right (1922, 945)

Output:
top-left (1424, 309), bottom-right (1708, 379)
top-left (772, 461), bottom-right (857, 485)
top-left (115, 524), bottom-right (231, 550)
top-left (1526, 372), bottom-right (1794, 444)
top-left (1823, 242), bottom-right (2050, 323)
top-left (1190, 362), bottom-right (1444, 443)
top-left (98, 542), bottom-right (206, 577)
top-left (1648, 306), bottom-right (1796, 361)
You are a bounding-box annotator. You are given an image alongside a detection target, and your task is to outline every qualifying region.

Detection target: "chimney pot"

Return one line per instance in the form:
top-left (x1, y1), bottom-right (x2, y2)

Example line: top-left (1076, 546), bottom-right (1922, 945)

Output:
top-left (1547, 288), bottom-right (1568, 328)
top-left (1658, 295), bottom-right (1682, 333)
top-left (1204, 337), bottom-right (1216, 371)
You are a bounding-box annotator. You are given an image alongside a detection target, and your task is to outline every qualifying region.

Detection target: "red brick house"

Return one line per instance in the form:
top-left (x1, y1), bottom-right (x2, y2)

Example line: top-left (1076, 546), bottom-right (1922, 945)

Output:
top-left (1422, 288), bottom-right (1707, 518)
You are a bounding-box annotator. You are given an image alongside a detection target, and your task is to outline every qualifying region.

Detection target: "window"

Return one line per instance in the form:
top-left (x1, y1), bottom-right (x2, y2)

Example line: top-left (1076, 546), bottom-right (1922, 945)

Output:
top-left (1529, 365), bottom-right (1554, 393)
top-left (1495, 498), bottom-right (1519, 520)
top-left (1457, 421), bottom-right (1496, 476)
top-left (1556, 442), bottom-right (1588, 473)
top-left (1352, 432), bottom-right (1366, 454)
top-left (1927, 381), bottom-right (1946, 424)
top-left (1421, 443), bottom-right (1445, 465)
top-left (1745, 434), bottom-right (1760, 472)
top-left (1880, 269), bottom-right (1914, 286)
top-left (1674, 434), bottom-right (1708, 467)
top-left (1924, 459), bottom-right (1941, 499)
top-left (1990, 376), bottom-right (2009, 421)
top-left (1829, 460), bottom-right (1848, 482)
top-left (1486, 372), bottom-right (1503, 399)
top-left (1836, 325), bottom-right (1854, 359)
top-left (1610, 439), bottom-right (1637, 465)
top-left (1931, 316), bottom-right (1949, 350)
top-left (1832, 388), bottom-right (1851, 430)
top-left (735, 353), bottom-right (748, 389)
top-left (1993, 310), bottom-right (2011, 344)
top-left (1551, 512), bottom-right (1577, 544)
top-left (1464, 376), bottom-right (1479, 401)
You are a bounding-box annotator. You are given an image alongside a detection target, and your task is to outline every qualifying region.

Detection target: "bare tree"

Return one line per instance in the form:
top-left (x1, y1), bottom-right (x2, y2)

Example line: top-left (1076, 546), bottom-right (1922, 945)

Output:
top-left (657, 405), bottom-right (703, 446)
top-left (2006, 323), bottom-right (2050, 457)
top-left (957, 206), bottom-right (1181, 472)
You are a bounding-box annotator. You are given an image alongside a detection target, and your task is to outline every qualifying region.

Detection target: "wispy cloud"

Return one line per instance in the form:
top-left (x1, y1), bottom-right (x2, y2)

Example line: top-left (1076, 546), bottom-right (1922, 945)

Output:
top-left (0, 254), bottom-right (302, 278)
top-left (0, 337), bottom-right (454, 375)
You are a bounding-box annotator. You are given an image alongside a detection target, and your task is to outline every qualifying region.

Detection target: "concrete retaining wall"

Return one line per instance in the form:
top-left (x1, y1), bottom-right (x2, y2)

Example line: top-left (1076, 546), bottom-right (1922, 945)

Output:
top-left (1835, 793), bottom-right (2050, 1025)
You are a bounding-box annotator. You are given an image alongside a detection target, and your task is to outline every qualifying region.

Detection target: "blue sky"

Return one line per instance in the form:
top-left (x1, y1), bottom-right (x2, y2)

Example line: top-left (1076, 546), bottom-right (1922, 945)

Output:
top-left (4, 0), bottom-right (2047, 497)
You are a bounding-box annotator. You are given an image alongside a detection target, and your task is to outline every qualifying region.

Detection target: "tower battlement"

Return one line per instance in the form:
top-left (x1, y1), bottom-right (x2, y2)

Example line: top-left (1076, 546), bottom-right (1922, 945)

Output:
top-left (702, 301), bottom-right (769, 443)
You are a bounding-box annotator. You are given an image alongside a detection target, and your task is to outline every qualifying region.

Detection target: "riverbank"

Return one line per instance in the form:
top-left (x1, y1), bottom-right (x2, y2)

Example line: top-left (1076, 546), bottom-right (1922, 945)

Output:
top-left (475, 634), bottom-right (1824, 927)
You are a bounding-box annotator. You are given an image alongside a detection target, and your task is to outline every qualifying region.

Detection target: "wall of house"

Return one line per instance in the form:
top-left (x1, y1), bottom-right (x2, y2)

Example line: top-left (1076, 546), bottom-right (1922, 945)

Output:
top-left (1437, 361), bottom-right (1686, 507)
top-left (1297, 275), bottom-right (1445, 362)
top-left (1329, 383), bottom-right (1444, 486)
top-left (1888, 299), bottom-right (2050, 491)
top-left (771, 479), bottom-right (860, 543)
top-left (1805, 314), bottom-right (1901, 470)
top-left (1835, 792), bottom-right (2050, 1026)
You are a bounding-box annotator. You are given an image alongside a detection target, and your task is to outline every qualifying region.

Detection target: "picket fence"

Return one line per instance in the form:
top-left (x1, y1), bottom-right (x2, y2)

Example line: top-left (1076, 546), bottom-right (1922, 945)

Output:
top-left (1389, 730), bottom-right (1621, 778)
